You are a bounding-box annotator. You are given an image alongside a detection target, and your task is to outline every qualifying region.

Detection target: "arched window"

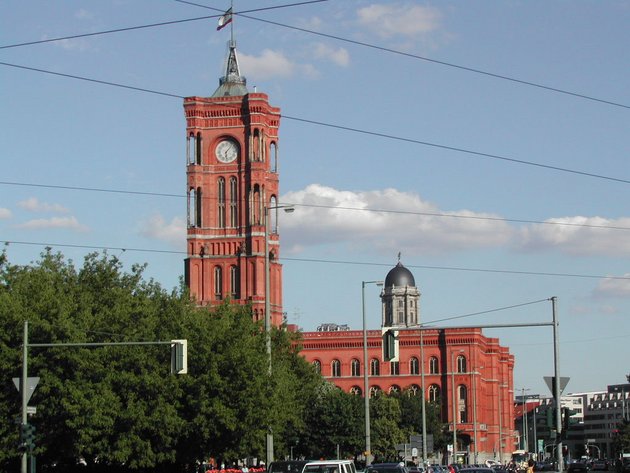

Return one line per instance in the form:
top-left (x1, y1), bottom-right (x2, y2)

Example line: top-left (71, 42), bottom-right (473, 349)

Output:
top-left (313, 360), bottom-right (321, 374)
top-left (187, 133), bottom-right (195, 165)
top-left (187, 187), bottom-right (196, 227)
top-left (351, 359), bottom-right (361, 377)
top-left (331, 359), bottom-right (341, 377)
top-left (390, 361), bottom-right (400, 375)
top-left (458, 384), bottom-right (468, 423)
top-left (218, 177), bottom-right (226, 228)
top-left (369, 386), bottom-right (381, 398)
top-left (429, 356), bottom-right (439, 374)
top-left (230, 265), bottom-right (240, 300)
top-left (214, 266), bottom-right (222, 300)
top-left (229, 177), bottom-right (238, 227)
top-left (269, 195), bottom-right (278, 234)
top-left (409, 356), bottom-right (419, 375)
top-left (429, 384), bottom-right (440, 403)
top-left (407, 385), bottom-right (421, 396)
top-left (457, 355), bottom-right (467, 373)
top-left (350, 386), bottom-right (362, 396)
top-left (389, 385), bottom-right (401, 394)
top-left (370, 358), bottom-right (380, 376)
top-left (270, 141), bottom-right (278, 172)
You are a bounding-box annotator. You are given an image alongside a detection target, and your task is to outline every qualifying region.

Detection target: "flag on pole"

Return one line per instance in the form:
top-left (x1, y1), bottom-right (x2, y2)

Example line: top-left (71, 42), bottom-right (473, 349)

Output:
top-left (217, 8), bottom-right (233, 31)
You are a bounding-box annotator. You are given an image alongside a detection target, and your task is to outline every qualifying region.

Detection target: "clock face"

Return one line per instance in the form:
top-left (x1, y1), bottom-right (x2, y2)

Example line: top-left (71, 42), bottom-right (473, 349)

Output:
top-left (215, 139), bottom-right (238, 163)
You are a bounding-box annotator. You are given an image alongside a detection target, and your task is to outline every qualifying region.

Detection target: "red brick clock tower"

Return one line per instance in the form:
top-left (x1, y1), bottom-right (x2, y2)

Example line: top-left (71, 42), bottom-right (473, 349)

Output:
top-left (183, 40), bottom-right (284, 326)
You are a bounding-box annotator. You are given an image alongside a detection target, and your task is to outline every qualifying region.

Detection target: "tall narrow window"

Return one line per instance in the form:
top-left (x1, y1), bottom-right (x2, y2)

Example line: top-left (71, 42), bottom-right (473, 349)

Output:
top-left (229, 177), bottom-right (238, 227)
top-left (214, 266), bottom-right (222, 300)
top-left (187, 133), bottom-right (195, 165)
top-left (187, 188), bottom-right (196, 227)
top-left (270, 141), bottom-right (278, 172)
top-left (230, 265), bottom-right (240, 299)
top-left (458, 385), bottom-right (468, 423)
top-left (195, 132), bottom-right (202, 164)
top-left (313, 360), bottom-right (321, 374)
top-left (429, 384), bottom-right (440, 403)
top-left (370, 358), bottom-right (380, 376)
top-left (269, 195), bottom-right (278, 233)
top-left (218, 177), bottom-right (226, 228)
top-left (331, 359), bottom-right (341, 377)
top-left (351, 359), bottom-right (361, 377)
top-left (410, 357), bottom-right (419, 375)
top-left (429, 356), bottom-right (439, 374)
top-left (195, 187), bottom-right (203, 228)
top-left (457, 355), bottom-right (467, 373)
top-left (390, 361), bottom-right (400, 375)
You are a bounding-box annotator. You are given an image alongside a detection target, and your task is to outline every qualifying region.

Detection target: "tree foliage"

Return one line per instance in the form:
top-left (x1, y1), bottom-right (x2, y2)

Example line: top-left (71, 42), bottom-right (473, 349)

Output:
top-left (0, 249), bottom-right (319, 472)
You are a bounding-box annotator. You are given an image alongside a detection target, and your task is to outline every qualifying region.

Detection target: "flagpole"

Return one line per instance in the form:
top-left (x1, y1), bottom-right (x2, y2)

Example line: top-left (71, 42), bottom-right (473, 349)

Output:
top-left (230, 0), bottom-right (234, 45)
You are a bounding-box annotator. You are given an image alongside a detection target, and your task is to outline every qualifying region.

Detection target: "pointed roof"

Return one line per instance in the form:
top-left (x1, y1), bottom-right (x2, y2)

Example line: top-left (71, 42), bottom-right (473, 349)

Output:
top-left (212, 40), bottom-right (248, 97)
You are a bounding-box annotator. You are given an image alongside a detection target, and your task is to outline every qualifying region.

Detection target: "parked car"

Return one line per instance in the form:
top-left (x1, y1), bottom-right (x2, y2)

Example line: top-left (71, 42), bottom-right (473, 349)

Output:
top-left (366, 463), bottom-right (408, 473)
top-left (567, 462), bottom-right (589, 473)
top-left (269, 461), bottom-right (310, 473)
top-left (458, 467), bottom-right (495, 473)
top-left (303, 460), bottom-right (357, 473)
top-left (591, 460), bottom-right (608, 471)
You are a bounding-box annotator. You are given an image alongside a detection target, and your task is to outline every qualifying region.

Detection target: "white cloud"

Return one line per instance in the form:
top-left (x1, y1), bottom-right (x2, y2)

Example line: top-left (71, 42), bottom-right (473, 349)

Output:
top-left (356, 3), bottom-right (442, 39)
top-left (517, 216), bottom-right (630, 256)
top-left (312, 43), bottom-right (350, 67)
top-left (281, 184), bottom-right (512, 255)
top-left (593, 274), bottom-right (630, 298)
top-left (0, 208), bottom-right (11, 219)
top-left (139, 214), bottom-right (185, 248)
top-left (18, 197), bottom-right (69, 213)
top-left (15, 216), bottom-right (89, 232)
top-left (239, 49), bottom-right (298, 80)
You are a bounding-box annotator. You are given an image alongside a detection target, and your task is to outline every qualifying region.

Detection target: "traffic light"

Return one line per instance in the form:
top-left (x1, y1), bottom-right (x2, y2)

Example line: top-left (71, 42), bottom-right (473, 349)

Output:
top-left (546, 407), bottom-right (556, 428)
top-left (20, 423), bottom-right (35, 450)
top-left (170, 339), bottom-right (188, 374)
top-left (562, 407), bottom-right (579, 431)
top-left (382, 329), bottom-right (399, 362)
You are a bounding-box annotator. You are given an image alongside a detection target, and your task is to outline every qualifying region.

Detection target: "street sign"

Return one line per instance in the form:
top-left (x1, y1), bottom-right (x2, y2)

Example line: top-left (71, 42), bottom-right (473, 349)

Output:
top-left (12, 377), bottom-right (40, 404)
top-left (410, 434), bottom-right (423, 443)
top-left (543, 376), bottom-right (570, 397)
top-left (26, 406), bottom-right (37, 415)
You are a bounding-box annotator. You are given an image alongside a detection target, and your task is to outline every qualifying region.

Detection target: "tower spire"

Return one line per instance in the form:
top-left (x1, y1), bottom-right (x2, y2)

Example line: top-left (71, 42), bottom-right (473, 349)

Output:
top-left (213, 2), bottom-right (247, 97)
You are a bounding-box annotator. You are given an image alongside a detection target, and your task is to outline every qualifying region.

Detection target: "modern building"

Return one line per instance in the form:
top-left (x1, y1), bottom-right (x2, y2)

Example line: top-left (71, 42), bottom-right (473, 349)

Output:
top-left (183, 38), bottom-right (516, 464)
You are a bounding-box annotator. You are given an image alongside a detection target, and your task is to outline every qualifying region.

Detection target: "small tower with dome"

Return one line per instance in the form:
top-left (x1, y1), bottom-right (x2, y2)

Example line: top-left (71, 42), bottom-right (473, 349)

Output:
top-left (381, 254), bottom-right (420, 328)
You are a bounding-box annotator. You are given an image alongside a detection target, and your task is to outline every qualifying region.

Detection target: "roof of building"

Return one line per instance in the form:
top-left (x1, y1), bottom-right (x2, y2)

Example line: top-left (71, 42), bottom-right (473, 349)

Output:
top-left (212, 40), bottom-right (248, 97)
top-left (385, 261), bottom-right (416, 288)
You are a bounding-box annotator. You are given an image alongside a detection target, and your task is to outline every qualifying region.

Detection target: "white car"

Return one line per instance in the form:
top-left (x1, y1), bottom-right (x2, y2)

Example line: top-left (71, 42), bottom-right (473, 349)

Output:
top-left (302, 460), bottom-right (358, 473)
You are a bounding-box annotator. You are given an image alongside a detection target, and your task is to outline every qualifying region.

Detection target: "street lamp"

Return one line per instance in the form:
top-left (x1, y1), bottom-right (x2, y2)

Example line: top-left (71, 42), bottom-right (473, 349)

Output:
top-left (362, 280), bottom-right (383, 466)
top-left (264, 203), bottom-right (294, 465)
top-left (497, 383), bottom-right (508, 465)
top-left (452, 349), bottom-right (465, 465)
top-left (472, 366), bottom-right (484, 465)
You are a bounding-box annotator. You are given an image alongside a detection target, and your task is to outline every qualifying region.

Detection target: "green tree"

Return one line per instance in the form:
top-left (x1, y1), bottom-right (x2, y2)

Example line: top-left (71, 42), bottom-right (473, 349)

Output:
top-left (0, 249), bottom-right (317, 472)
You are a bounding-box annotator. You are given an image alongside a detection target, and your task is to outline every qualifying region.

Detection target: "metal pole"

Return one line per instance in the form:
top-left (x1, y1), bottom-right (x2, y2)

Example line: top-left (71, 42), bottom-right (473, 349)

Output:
top-left (532, 406), bottom-right (538, 460)
top-left (264, 206), bottom-right (273, 466)
top-left (452, 350), bottom-right (459, 465)
top-left (498, 383), bottom-right (503, 465)
top-left (473, 367), bottom-right (478, 464)
top-left (551, 297), bottom-right (563, 473)
top-left (362, 281), bottom-right (371, 466)
top-left (523, 388), bottom-right (529, 451)
top-left (21, 320), bottom-right (28, 473)
top-left (420, 329), bottom-right (428, 464)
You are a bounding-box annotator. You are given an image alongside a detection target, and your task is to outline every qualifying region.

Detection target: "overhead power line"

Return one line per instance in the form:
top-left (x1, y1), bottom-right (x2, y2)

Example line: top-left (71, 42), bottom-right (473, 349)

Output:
top-left (3, 240), bottom-right (630, 281)
top-left (1, 61), bottom-right (628, 185)
top-left (2, 180), bottom-right (630, 232)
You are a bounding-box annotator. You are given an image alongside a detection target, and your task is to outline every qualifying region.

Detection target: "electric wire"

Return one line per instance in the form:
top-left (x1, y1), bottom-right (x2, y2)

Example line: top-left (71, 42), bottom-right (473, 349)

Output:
top-left (2, 179), bottom-right (630, 232)
top-left (1, 61), bottom-right (628, 185)
top-left (2, 240), bottom-right (629, 282)
top-left (2, 1), bottom-right (625, 110)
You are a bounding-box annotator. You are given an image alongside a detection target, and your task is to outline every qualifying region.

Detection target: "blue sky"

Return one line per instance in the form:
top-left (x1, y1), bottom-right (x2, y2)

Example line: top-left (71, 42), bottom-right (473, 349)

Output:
top-left (1, 1), bottom-right (629, 396)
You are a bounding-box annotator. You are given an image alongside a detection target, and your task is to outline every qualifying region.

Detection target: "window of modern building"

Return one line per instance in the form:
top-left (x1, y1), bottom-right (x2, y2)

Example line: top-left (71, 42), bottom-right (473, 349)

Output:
top-left (370, 358), bottom-right (380, 376)
top-left (410, 356), bottom-right (419, 375)
top-left (351, 359), bottom-right (361, 377)
top-left (331, 359), bottom-right (341, 377)
top-left (429, 356), bottom-right (439, 374)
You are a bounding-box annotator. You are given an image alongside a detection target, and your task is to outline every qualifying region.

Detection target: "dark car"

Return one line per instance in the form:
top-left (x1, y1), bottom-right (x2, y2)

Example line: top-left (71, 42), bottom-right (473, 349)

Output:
top-left (567, 462), bottom-right (589, 473)
top-left (592, 460), bottom-right (608, 471)
top-left (366, 463), bottom-right (408, 473)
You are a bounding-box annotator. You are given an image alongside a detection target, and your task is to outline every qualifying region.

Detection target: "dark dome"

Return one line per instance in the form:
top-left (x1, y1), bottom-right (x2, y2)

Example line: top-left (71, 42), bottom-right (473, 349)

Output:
top-left (384, 262), bottom-right (415, 288)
